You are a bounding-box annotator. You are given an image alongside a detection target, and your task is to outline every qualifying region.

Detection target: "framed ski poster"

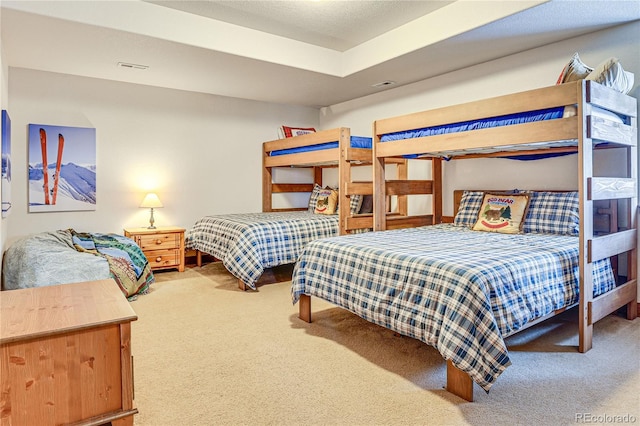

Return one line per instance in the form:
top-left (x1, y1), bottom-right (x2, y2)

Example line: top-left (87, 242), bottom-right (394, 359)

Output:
top-left (28, 124), bottom-right (96, 212)
top-left (1, 110), bottom-right (10, 218)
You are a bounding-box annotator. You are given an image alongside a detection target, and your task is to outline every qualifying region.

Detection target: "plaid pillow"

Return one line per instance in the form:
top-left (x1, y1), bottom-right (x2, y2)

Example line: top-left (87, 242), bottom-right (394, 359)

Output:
top-left (349, 194), bottom-right (363, 215)
top-left (307, 184), bottom-right (324, 212)
top-left (453, 191), bottom-right (485, 227)
top-left (523, 191), bottom-right (579, 235)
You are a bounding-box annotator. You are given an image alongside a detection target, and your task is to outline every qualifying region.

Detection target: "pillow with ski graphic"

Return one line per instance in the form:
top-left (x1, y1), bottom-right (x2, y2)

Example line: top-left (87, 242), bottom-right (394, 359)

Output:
top-left (472, 193), bottom-right (530, 234)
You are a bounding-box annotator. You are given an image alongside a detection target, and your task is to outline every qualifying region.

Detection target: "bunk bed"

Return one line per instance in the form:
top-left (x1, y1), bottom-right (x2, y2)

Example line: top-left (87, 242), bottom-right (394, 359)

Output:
top-left (290, 80), bottom-right (638, 401)
top-left (185, 127), bottom-right (377, 291)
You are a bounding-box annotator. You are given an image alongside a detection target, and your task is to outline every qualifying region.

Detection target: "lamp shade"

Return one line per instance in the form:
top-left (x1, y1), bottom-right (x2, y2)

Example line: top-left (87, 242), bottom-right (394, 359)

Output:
top-left (140, 193), bottom-right (163, 208)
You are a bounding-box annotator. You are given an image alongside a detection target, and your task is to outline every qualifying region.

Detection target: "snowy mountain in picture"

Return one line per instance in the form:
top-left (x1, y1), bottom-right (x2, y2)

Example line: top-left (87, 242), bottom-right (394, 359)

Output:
top-left (29, 162), bottom-right (96, 211)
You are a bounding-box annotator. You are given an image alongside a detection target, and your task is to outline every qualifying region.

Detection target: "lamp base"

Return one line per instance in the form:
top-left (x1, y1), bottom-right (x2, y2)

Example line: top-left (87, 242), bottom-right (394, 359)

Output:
top-left (148, 208), bottom-right (156, 229)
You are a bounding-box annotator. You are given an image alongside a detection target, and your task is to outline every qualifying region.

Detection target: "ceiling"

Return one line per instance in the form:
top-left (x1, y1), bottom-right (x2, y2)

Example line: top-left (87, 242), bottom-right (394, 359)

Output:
top-left (1, 0), bottom-right (639, 108)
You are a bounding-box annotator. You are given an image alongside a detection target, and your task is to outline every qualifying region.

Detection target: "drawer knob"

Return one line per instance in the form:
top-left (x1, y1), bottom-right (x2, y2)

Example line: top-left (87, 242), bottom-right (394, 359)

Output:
top-left (155, 239), bottom-right (162, 245)
top-left (156, 256), bottom-right (162, 262)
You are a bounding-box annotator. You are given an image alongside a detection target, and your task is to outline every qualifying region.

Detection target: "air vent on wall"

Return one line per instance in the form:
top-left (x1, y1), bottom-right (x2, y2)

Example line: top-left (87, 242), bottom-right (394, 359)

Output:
top-left (372, 80), bottom-right (396, 88)
top-left (117, 62), bottom-right (149, 70)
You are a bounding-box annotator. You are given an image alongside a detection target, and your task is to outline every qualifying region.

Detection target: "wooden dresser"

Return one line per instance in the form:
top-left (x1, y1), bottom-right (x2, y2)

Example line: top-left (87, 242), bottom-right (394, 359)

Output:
top-left (124, 226), bottom-right (185, 272)
top-left (0, 279), bottom-right (138, 426)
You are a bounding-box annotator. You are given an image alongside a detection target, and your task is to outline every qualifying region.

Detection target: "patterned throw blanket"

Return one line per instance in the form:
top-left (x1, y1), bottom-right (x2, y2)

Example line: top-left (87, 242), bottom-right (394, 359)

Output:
top-left (70, 229), bottom-right (154, 299)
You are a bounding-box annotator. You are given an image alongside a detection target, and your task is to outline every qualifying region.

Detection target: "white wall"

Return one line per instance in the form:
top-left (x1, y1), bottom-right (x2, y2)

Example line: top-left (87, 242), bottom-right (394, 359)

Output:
top-left (5, 69), bottom-right (318, 244)
top-left (320, 21), bottom-right (640, 216)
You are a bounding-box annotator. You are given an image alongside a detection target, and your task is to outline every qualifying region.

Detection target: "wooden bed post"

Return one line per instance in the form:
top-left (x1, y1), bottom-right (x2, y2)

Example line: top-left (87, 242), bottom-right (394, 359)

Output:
top-left (397, 160), bottom-right (408, 217)
top-left (299, 294), bottom-right (312, 323)
top-left (446, 361), bottom-right (473, 402)
top-left (578, 80), bottom-right (594, 353)
top-left (432, 157), bottom-right (443, 224)
top-left (625, 113), bottom-right (638, 320)
top-left (372, 122), bottom-right (386, 231)
top-left (262, 143), bottom-right (273, 212)
top-left (314, 167), bottom-right (322, 187)
top-left (339, 128), bottom-right (350, 235)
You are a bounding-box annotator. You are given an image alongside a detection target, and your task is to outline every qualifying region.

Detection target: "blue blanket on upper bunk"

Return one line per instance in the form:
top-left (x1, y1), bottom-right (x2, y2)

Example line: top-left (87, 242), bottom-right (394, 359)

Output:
top-left (380, 107), bottom-right (567, 161)
top-left (269, 136), bottom-right (372, 156)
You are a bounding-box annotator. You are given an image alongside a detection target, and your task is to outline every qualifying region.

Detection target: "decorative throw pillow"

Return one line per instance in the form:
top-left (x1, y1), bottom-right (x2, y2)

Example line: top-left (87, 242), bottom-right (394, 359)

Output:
top-left (523, 191), bottom-right (579, 236)
top-left (307, 184), bottom-right (324, 212)
top-left (281, 125), bottom-right (316, 138)
top-left (586, 57), bottom-right (634, 94)
top-left (556, 52), bottom-right (593, 84)
top-left (349, 194), bottom-right (363, 215)
top-left (314, 188), bottom-right (338, 215)
top-left (453, 191), bottom-right (485, 227)
top-left (358, 194), bottom-right (374, 214)
top-left (472, 193), bottom-right (530, 234)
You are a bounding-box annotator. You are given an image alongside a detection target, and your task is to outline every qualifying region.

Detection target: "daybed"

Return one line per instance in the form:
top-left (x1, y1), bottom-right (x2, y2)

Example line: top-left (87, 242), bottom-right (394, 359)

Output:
top-left (185, 127), bottom-right (382, 291)
top-left (2, 229), bottom-right (154, 299)
top-left (291, 79), bottom-right (638, 401)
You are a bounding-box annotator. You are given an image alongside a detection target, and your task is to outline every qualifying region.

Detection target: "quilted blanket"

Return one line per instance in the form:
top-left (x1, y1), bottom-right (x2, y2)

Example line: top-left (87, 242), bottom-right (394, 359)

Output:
top-left (2, 229), bottom-right (154, 299)
top-left (70, 229), bottom-right (154, 298)
top-left (291, 224), bottom-right (616, 392)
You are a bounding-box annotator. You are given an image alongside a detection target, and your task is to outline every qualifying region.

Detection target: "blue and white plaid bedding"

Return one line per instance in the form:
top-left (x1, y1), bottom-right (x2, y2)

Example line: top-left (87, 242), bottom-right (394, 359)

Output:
top-left (185, 212), bottom-right (339, 289)
top-left (291, 224), bottom-right (616, 392)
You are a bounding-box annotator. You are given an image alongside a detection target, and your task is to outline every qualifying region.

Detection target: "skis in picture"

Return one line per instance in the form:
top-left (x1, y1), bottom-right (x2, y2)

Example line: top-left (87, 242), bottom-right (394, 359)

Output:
top-left (51, 133), bottom-right (65, 205)
top-left (39, 128), bottom-right (50, 205)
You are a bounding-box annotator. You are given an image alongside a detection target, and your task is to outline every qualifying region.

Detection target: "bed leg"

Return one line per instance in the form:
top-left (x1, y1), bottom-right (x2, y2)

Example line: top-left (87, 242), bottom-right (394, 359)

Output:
top-left (238, 279), bottom-right (247, 291)
top-left (196, 250), bottom-right (202, 267)
top-left (446, 360), bottom-right (473, 402)
top-left (299, 294), bottom-right (311, 323)
top-left (627, 300), bottom-right (638, 320)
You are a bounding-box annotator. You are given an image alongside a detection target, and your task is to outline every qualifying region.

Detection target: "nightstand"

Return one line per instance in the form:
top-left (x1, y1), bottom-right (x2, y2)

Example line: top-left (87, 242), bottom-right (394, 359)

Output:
top-left (124, 226), bottom-right (185, 272)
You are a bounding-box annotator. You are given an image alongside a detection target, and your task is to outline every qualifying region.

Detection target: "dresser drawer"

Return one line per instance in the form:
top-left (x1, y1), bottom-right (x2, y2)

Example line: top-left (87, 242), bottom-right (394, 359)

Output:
top-left (146, 249), bottom-right (182, 269)
top-left (135, 232), bottom-right (181, 251)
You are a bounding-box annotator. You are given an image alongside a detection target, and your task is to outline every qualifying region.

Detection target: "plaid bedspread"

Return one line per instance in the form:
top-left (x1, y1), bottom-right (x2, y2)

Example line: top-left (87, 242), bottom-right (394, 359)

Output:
top-left (185, 212), bottom-right (340, 289)
top-left (291, 224), bottom-right (616, 392)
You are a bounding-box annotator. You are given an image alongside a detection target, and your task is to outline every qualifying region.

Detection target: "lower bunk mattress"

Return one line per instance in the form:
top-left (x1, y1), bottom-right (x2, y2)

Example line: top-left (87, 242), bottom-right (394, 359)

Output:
top-left (291, 224), bottom-right (615, 392)
top-left (2, 229), bottom-right (154, 299)
top-left (185, 211), bottom-right (340, 289)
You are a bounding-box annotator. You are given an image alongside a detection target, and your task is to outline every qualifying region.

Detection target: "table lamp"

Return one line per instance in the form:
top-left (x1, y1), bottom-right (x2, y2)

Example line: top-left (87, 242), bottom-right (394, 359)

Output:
top-left (140, 192), bottom-right (163, 229)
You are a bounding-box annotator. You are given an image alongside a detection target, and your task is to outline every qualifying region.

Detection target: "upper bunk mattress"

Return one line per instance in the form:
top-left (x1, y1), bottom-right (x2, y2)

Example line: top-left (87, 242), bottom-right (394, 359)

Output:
top-left (379, 106), bottom-right (624, 159)
top-left (270, 135), bottom-right (372, 156)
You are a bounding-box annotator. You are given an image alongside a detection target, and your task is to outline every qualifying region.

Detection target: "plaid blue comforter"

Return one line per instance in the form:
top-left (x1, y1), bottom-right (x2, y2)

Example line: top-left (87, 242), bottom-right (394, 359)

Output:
top-left (291, 224), bottom-right (616, 392)
top-left (185, 212), bottom-right (339, 289)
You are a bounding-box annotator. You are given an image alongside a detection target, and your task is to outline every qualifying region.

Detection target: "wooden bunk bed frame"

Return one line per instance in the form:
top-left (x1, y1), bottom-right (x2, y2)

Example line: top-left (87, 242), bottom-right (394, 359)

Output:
top-left (194, 127), bottom-right (377, 290)
top-left (371, 80), bottom-right (638, 400)
top-left (262, 127), bottom-right (378, 235)
top-left (298, 80), bottom-right (637, 401)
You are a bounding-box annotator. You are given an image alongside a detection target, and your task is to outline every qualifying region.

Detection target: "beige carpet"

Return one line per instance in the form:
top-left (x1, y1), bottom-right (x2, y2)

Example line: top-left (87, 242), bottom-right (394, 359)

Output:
top-left (130, 263), bottom-right (640, 426)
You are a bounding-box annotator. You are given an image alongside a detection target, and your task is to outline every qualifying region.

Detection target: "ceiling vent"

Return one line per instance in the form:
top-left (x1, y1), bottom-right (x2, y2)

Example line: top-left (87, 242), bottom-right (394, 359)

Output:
top-left (117, 62), bottom-right (149, 70)
top-left (372, 80), bottom-right (396, 88)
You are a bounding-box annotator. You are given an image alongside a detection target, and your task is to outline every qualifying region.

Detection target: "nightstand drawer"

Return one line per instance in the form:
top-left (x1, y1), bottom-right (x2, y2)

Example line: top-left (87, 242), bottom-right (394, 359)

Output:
top-left (136, 233), bottom-right (181, 251)
top-left (146, 249), bottom-right (182, 269)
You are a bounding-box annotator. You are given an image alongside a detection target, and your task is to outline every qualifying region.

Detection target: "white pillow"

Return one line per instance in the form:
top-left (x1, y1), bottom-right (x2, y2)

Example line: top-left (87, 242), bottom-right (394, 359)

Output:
top-left (586, 57), bottom-right (634, 94)
top-left (557, 52), bottom-right (593, 84)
